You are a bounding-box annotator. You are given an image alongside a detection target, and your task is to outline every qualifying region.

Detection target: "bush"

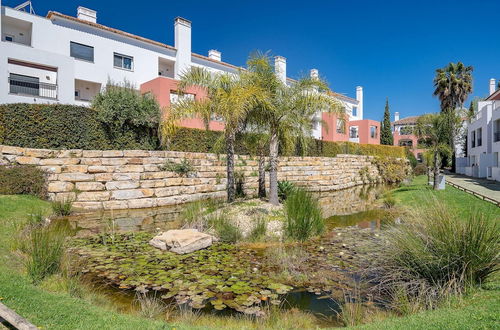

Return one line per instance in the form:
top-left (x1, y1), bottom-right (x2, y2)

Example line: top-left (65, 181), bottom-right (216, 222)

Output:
top-left (0, 165), bottom-right (47, 199)
top-left (414, 163), bottom-right (427, 176)
top-left (405, 148), bottom-right (418, 168)
top-left (248, 217), bottom-right (267, 242)
top-left (284, 187), bottom-right (324, 241)
top-left (277, 181), bottom-right (296, 202)
top-left (377, 200), bottom-right (499, 308)
top-left (374, 157), bottom-right (412, 183)
top-left (0, 103), bottom-right (158, 150)
top-left (208, 212), bottom-right (242, 243)
top-left (25, 223), bottom-right (68, 284)
top-left (161, 158), bottom-right (194, 177)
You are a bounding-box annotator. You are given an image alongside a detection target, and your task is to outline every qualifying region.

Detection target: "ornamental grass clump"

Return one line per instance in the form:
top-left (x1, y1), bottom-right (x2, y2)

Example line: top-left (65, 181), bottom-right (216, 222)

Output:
top-left (25, 223), bottom-right (68, 284)
top-left (377, 200), bottom-right (499, 310)
top-left (284, 187), bottom-right (324, 241)
top-left (51, 197), bottom-right (73, 216)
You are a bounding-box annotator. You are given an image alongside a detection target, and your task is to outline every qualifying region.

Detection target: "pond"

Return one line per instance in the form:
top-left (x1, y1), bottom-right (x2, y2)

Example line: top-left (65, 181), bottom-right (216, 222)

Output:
top-left (61, 184), bottom-right (394, 326)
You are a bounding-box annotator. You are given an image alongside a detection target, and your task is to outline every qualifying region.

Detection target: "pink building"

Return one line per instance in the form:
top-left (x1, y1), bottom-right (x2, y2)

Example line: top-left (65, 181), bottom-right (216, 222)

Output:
top-left (392, 113), bottom-right (425, 160)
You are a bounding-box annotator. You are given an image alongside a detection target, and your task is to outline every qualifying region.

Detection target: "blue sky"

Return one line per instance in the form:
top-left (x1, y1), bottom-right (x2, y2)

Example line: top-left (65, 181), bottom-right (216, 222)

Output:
top-left (5, 0), bottom-right (499, 121)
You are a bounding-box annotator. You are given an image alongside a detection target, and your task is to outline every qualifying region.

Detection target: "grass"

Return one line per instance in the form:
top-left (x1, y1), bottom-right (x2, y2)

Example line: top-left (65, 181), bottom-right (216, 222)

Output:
top-left (51, 197), bottom-right (74, 216)
top-left (391, 175), bottom-right (500, 218)
top-left (284, 187), bottom-right (324, 241)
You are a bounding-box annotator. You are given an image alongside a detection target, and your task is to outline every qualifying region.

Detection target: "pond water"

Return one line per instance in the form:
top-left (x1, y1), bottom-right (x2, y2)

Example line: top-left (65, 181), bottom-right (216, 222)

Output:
top-left (61, 184), bottom-right (393, 326)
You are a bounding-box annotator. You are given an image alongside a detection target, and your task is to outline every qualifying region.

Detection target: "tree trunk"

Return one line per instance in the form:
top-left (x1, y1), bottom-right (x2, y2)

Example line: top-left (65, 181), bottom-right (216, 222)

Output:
top-left (226, 132), bottom-right (236, 203)
top-left (427, 167), bottom-right (432, 185)
top-left (433, 151), bottom-right (440, 190)
top-left (268, 131), bottom-right (279, 205)
top-left (258, 152), bottom-right (266, 198)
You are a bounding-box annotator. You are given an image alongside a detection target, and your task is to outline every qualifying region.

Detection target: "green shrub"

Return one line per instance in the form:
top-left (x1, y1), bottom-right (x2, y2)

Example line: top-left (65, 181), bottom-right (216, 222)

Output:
top-left (374, 157), bottom-right (412, 183)
top-left (277, 181), bottom-right (296, 202)
top-left (51, 198), bottom-right (73, 216)
top-left (234, 171), bottom-right (246, 198)
top-left (0, 165), bottom-right (47, 199)
top-left (0, 103), bottom-right (158, 149)
top-left (25, 223), bottom-right (68, 284)
top-left (414, 163), bottom-right (427, 176)
top-left (161, 158), bottom-right (194, 177)
top-left (405, 148), bottom-right (418, 168)
top-left (284, 188), bottom-right (324, 241)
top-left (383, 194), bottom-right (396, 208)
top-left (378, 200), bottom-right (499, 307)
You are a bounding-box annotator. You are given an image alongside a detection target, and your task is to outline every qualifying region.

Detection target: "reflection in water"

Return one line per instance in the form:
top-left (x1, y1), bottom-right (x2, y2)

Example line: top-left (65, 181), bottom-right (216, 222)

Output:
top-left (62, 184), bottom-right (391, 236)
top-left (325, 209), bottom-right (390, 231)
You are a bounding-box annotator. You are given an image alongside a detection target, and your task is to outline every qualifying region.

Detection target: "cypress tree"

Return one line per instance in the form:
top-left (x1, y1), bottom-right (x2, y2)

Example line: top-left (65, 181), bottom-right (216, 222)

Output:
top-left (380, 98), bottom-right (394, 145)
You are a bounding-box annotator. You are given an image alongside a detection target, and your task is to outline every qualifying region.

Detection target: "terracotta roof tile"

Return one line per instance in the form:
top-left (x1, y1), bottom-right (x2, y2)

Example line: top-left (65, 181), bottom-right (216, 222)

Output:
top-left (392, 116), bottom-right (420, 125)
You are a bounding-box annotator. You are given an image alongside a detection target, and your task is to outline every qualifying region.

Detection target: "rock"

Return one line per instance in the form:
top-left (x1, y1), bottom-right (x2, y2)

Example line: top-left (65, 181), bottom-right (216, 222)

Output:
top-left (149, 229), bottom-right (217, 254)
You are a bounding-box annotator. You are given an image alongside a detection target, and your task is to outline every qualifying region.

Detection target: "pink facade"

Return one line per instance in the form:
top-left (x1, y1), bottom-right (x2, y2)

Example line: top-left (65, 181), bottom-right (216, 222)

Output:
top-left (349, 119), bottom-right (380, 145)
top-left (140, 77), bottom-right (224, 131)
top-left (321, 113), bottom-right (349, 142)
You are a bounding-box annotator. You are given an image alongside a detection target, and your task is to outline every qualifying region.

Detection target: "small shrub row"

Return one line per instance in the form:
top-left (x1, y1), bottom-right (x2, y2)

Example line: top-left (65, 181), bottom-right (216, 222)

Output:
top-left (0, 165), bottom-right (48, 199)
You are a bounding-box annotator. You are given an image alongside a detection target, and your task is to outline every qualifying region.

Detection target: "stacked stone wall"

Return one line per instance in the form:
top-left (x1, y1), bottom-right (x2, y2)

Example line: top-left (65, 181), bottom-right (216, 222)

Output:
top-left (0, 145), bottom-right (386, 210)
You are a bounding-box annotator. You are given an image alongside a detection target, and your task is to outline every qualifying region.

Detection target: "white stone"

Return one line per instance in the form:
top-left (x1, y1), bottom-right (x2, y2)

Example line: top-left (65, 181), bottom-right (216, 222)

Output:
top-left (149, 229), bottom-right (216, 254)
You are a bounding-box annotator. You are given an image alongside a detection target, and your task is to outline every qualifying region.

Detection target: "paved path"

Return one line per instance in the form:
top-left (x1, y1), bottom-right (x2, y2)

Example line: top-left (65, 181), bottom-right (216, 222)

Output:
top-left (445, 173), bottom-right (500, 206)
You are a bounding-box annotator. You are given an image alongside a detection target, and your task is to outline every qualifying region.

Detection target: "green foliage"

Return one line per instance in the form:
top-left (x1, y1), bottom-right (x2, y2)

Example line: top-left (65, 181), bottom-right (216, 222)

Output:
top-left (24, 223), bottom-right (68, 284)
top-left (433, 62), bottom-right (473, 112)
top-left (413, 163), bottom-right (427, 176)
top-left (381, 98), bottom-right (394, 145)
top-left (248, 217), bottom-right (267, 242)
top-left (208, 213), bottom-right (242, 243)
top-left (0, 165), bottom-right (47, 199)
top-left (374, 157), bottom-right (412, 183)
top-left (92, 80), bottom-right (161, 150)
top-left (161, 158), bottom-right (194, 177)
top-left (379, 200), bottom-right (499, 308)
top-left (284, 188), bottom-right (324, 241)
top-left (277, 180), bottom-right (296, 202)
top-left (405, 148), bottom-right (418, 168)
top-left (234, 171), bottom-right (246, 198)
top-left (0, 103), bottom-right (158, 150)
top-left (51, 198), bottom-right (73, 216)
top-left (383, 193), bottom-right (396, 208)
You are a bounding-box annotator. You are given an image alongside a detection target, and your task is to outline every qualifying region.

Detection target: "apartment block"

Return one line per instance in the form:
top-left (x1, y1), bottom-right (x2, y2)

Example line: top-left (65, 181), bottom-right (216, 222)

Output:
top-left (0, 3), bottom-right (378, 144)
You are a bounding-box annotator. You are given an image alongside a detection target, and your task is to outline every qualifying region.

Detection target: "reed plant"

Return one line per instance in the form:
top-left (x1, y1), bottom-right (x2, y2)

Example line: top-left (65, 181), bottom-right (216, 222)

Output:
top-left (51, 197), bottom-right (73, 216)
top-left (247, 216), bottom-right (267, 242)
top-left (208, 212), bottom-right (242, 243)
top-left (284, 187), bottom-right (324, 241)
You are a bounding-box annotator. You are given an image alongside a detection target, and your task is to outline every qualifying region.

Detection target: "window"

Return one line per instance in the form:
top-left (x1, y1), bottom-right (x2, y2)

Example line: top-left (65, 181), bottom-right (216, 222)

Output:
top-left (494, 119), bottom-right (500, 142)
top-left (494, 152), bottom-right (499, 167)
top-left (170, 91), bottom-right (194, 104)
top-left (399, 139), bottom-right (413, 147)
top-left (477, 128), bottom-right (482, 147)
top-left (352, 106), bottom-right (357, 117)
top-left (471, 131), bottom-right (476, 148)
top-left (370, 125), bottom-right (377, 138)
top-left (5, 35), bottom-right (14, 42)
top-left (70, 42), bottom-right (94, 62)
top-left (114, 53), bottom-right (133, 70)
top-left (75, 90), bottom-right (80, 99)
top-left (9, 73), bottom-right (39, 96)
top-left (350, 127), bottom-right (358, 138)
top-left (336, 119), bottom-right (345, 134)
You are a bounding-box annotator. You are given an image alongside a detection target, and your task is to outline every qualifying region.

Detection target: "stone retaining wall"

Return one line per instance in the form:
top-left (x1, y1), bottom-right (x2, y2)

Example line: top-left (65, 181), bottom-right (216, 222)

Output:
top-left (0, 145), bottom-right (386, 210)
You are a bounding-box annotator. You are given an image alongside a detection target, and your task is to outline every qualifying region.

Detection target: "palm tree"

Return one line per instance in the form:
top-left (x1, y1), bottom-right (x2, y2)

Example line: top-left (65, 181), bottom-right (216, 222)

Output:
top-left (415, 113), bottom-right (454, 190)
top-left (246, 54), bottom-right (344, 205)
top-left (164, 67), bottom-right (263, 203)
top-left (433, 62), bottom-right (473, 171)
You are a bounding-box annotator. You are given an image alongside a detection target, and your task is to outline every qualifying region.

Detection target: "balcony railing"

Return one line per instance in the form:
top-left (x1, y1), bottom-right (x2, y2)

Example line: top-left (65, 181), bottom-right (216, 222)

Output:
top-left (8, 76), bottom-right (57, 99)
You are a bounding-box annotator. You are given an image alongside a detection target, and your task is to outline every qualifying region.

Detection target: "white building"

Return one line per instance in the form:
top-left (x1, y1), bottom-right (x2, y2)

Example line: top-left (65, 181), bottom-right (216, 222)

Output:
top-left (460, 79), bottom-right (500, 181)
top-left (0, 2), bottom-right (367, 141)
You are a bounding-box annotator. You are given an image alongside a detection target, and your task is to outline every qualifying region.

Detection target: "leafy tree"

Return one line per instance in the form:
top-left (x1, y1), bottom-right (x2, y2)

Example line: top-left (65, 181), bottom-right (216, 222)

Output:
top-left (245, 53), bottom-right (344, 205)
top-left (164, 67), bottom-right (263, 203)
top-left (433, 62), bottom-right (473, 171)
top-left (380, 98), bottom-right (394, 145)
top-left (415, 112), bottom-right (460, 190)
top-left (92, 80), bottom-right (161, 149)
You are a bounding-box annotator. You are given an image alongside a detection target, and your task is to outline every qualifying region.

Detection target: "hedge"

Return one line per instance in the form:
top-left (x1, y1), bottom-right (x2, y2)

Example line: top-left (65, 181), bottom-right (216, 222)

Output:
top-left (0, 104), bottom-right (157, 150)
top-left (0, 165), bottom-right (47, 199)
top-left (0, 103), bottom-right (406, 159)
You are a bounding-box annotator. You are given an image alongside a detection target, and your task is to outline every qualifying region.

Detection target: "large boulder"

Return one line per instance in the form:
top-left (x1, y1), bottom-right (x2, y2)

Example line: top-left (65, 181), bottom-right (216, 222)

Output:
top-left (149, 229), bottom-right (216, 254)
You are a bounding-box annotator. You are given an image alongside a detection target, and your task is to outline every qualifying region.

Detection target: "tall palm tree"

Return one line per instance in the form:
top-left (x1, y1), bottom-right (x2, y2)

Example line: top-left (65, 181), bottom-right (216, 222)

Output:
top-left (246, 54), bottom-right (344, 205)
top-left (433, 62), bottom-right (473, 171)
top-left (415, 113), bottom-right (454, 190)
top-left (164, 67), bottom-right (263, 203)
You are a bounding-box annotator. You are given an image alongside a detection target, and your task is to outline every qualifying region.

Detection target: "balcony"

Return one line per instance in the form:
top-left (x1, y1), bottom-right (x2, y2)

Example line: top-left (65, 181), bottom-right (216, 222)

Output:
top-left (494, 132), bottom-right (500, 143)
top-left (8, 75), bottom-right (57, 99)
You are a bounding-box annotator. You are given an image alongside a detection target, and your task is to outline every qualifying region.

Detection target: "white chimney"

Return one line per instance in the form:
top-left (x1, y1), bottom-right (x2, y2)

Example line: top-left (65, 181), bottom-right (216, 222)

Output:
top-left (310, 69), bottom-right (319, 80)
top-left (274, 56), bottom-right (287, 83)
top-left (356, 86), bottom-right (363, 119)
top-left (77, 7), bottom-right (97, 23)
top-left (208, 49), bottom-right (221, 61)
top-left (394, 112), bottom-right (400, 121)
top-left (490, 78), bottom-right (496, 95)
top-left (174, 17), bottom-right (192, 79)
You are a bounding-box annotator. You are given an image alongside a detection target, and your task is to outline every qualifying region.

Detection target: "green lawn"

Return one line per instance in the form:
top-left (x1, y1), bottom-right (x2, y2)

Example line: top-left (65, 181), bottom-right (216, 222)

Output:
top-left (355, 176), bottom-right (500, 329)
top-left (391, 175), bottom-right (500, 218)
